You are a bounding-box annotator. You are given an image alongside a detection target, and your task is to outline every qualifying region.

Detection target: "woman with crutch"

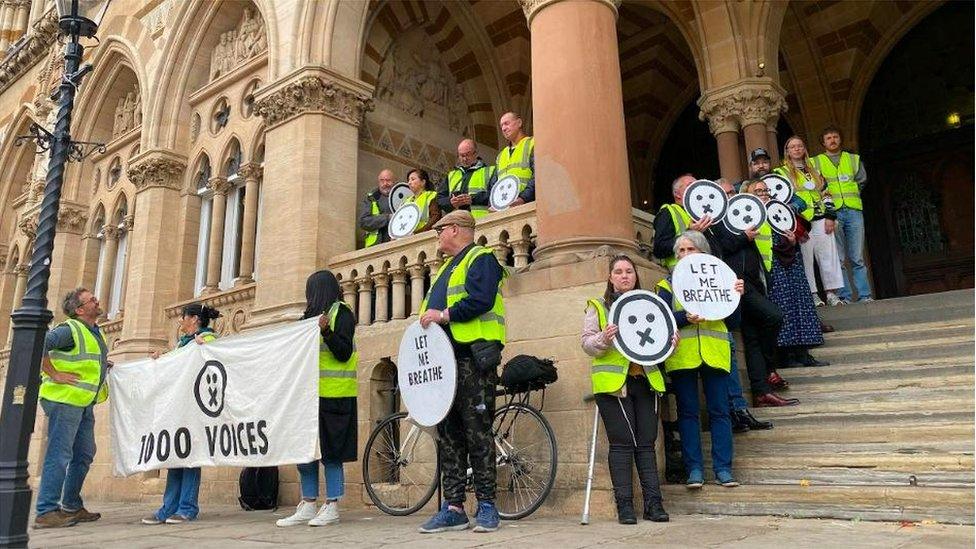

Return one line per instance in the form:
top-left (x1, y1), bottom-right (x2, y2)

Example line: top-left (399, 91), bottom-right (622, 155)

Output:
top-left (580, 254), bottom-right (669, 524)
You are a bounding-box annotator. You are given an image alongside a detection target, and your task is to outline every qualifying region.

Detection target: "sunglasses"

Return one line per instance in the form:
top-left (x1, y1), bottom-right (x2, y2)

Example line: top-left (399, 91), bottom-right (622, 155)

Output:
top-left (434, 224), bottom-right (458, 235)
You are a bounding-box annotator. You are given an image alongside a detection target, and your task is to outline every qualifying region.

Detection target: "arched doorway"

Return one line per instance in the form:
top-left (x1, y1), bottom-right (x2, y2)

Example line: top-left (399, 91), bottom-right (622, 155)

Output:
top-left (651, 100), bottom-right (719, 208)
top-left (858, 1), bottom-right (974, 297)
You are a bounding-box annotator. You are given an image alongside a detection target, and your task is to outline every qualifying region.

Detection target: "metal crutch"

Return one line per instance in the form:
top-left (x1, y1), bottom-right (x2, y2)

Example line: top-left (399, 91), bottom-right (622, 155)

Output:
top-left (581, 394), bottom-right (599, 525)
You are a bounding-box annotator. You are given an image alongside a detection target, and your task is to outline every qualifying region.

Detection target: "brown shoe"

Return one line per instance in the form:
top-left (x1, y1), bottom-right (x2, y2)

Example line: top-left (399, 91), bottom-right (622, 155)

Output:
top-left (754, 392), bottom-right (800, 408)
top-left (767, 371), bottom-right (789, 391)
top-left (34, 510), bottom-right (79, 529)
top-left (64, 507), bottom-right (101, 523)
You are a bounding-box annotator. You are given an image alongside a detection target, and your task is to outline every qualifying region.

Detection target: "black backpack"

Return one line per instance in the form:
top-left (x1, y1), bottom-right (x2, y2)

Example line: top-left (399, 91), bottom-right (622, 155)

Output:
top-left (499, 355), bottom-right (558, 392)
top-left (238, 466), bottom-right (279, 511)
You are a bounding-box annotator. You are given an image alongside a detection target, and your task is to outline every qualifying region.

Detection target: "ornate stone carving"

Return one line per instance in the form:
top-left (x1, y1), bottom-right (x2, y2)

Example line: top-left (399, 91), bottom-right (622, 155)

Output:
top-left (56, 206), bottom-right (88, 234)
top-left (122, 214), bottom-right (135, 232)
top-left (518, 0), bottom-right (621, 25)
top-left (256, 75), bottom-right (374, 128)
top-left (238, 162), bottom-right (263, 182)
top-left (0, 7), bottom-right (58, 95)
top-left (207, 176), bottom-right (232, 196)
top-left (13, 263), bottom-right (29, 276)
top-left (375, 29), bottom-right (473, 137)
top-left (101, 224), bottom-right (122, 240)
top-left (697, 94), bottom-right (741, 135)
top-left (17, 215), bottom-right (36, 240)
top-left (112, 85), bottom-right (142, 138)
top-left (698, 79), bottom-right (787, 135)
top-left (209, 7), bottom-right (267, 82)
top-left (127, 150), bottom-right (187, 193)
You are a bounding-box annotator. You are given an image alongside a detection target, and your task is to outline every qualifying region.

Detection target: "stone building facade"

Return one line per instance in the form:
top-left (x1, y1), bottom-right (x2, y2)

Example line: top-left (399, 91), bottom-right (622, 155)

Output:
top-left (0, 0), bottom-right (970, 514)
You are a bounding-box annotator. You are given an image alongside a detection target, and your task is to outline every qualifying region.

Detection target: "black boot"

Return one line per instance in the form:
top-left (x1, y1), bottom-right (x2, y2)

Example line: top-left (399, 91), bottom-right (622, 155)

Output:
top-left (731, 409), bottom-right (750, 433)
top-left (736, 408), bottom-right (773, 430)
top-left (616, 497), bottom-right (637, 524)
top-left (800, 350), bottom-right (830, 367)
top-left (643, 499), bottom-right (670, 522)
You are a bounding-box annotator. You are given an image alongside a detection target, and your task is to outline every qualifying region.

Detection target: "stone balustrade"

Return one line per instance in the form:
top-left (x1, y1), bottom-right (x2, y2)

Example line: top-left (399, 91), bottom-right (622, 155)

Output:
top-left (163, 283), bottom-right (256, 342)
top-left (100, 317), bottom-right (123, 351)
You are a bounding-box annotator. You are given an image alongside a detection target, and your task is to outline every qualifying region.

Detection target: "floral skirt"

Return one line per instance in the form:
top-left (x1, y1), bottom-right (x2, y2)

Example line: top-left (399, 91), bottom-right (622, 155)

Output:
top-left (769, 247), bottom-right (824, 348)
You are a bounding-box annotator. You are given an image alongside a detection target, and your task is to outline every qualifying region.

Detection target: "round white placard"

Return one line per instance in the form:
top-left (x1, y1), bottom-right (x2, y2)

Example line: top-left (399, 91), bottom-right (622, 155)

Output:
top-left (761, 173), bottom-right (794, 204)
top-left (388, 183), bottom-right (414, 212)
top-left (723, 193), bottom-right (768, 234)
top-left (490, 175), bottom-right (520, 211)
top-left (608, 290), bottom-right (677, 366)
top-left (672, 253), bottom-right (741, 321)
top-left (388, 203), bottom-right (421, 239)
top-left (396, 321), bottom-right (457, 427)
top-left (684, 179), bottom-right (728, 223)
top-left (765, 200), bottom-right (796, 236)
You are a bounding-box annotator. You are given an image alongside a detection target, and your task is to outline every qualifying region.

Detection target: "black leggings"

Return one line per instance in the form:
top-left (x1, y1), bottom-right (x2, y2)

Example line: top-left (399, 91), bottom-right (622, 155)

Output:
top-left (595, 375), bottom-right (662, 504)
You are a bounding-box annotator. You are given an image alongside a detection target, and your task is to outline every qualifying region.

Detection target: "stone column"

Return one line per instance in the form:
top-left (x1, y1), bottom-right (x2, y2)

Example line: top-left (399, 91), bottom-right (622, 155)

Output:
top-left (356, 277), bottom-right (373, 326)
top-left (373, 272), bottom-right (389, 323)
top-left (0, 2), bottom-right (13, 51)
top-left (767, 116), bottom-right (781, 165)
top-left (204, 176), bottom-right (231, 293)
top-left (237, 162), bottom-right (262, 285)
top-left (14, 0), bottom-right (27, 41)
top-left (511, 239), bottom-right (532, 269)
top-left (48, 204), bottom-right (89, 322)
top-left (96, 225), bottom-right (120, 306)
top-left (249, 68), bottom-right (373, 327)
top-left (7, 263), bottom-right (27, 345)
top-left (115, 150), bottom-right (188, 358)
top-left (521, 0), bottom-right (636, 263)
top-left (340, 280), bottom-right (357, 317)
top-left (390, 268), bottom-right (407, 320)
top-left (116, 214), bottom-right (135, 315)
top-left (407, 264), bottom-right (425, 316)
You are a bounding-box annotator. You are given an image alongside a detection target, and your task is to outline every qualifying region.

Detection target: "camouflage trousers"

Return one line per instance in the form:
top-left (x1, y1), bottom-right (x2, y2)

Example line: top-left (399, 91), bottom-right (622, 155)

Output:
top-left (437, 356), bottom-right (496, 504)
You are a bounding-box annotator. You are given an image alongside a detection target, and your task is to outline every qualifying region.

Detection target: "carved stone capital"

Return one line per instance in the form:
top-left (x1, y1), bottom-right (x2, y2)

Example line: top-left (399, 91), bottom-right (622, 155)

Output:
top-left (13, 263), bottom-right (29, 276)
top-left (56, 205), bottom-right (88, 234)
top-left (238, 162), bottom-right (263, 182)
top-left (698, 79), bottom-right (787, 135)
top-left (122, 214), bottom-right (135, 231)
top-left (207, 176), bottom-right (232, 196)
top-left (255, 68), bottom-right (375, 128)
top-left (127, 150), bottom-right (187, 193)
top-left (518, 0), bottom-right (620, 26)
top-left (101, 225), bottom-right (122, 241)
top-left (17, 215), bottom-right (37, 240)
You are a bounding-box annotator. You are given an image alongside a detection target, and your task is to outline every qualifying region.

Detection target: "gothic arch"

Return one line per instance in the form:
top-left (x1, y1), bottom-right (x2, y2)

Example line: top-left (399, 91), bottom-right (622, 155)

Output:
top-left (0, 108), bottom-right (40, 241)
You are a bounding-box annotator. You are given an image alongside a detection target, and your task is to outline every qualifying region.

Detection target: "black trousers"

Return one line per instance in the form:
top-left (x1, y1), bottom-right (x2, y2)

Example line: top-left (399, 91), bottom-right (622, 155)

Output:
top-left (594, 375), bottom-right (662, 504)
top-left (437, 357), bottom-right (496, 504)
top-left (740, 283), bottom-right (783, 396)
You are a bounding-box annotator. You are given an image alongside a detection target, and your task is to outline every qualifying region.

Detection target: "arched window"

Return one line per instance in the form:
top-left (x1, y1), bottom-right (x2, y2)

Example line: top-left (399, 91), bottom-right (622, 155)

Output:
top-left (107, 198), bottom-right (130, 318)
top-left (193, 154), bottom-right (213, 295)
top-left (219, 139), bottom-right (244, 290)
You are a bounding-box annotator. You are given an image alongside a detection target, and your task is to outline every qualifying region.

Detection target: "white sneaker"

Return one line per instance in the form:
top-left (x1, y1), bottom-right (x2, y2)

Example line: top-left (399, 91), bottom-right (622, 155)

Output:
top-left (812, 294), bottom-right (825, 307)
top-left (826, 293), bottom-right (847, 306)
top-left (308, 501), bottom-right (339, 526)
top-left (276, 501), bottom-right (317, 527)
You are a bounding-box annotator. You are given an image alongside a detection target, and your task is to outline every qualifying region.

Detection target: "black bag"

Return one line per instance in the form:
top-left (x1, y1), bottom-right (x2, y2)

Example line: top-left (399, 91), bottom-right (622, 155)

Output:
top-left (238, 466), bottom-right (279, 511)
top-left (500, 355), bottom-right (558, 391)
top-left (471, 340), bottom-right (503, 374)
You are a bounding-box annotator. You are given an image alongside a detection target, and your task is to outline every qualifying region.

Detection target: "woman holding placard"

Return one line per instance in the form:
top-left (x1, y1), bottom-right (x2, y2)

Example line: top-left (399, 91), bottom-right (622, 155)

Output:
top-left (277, 270), bottom-right (358, 528)
top-left (580, 255), bottom-right (670, 524)
top-left (141, 304), bottom-right (220, 525)
top-left (655, 231), bottom-right (743, 489)
top-left (403, 168), bottom-right (441, 234)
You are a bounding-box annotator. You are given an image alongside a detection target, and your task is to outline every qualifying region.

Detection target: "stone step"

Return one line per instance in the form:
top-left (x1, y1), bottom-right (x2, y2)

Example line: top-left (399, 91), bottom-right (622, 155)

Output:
top-left (778, 370), bottom-right (972, 395)
top-left (726, 467), bottom-right (973, 489)
top-left (813, 338), bottom-right (972, 363)
top-left (819, 291), bottom-right (973, 330)
top-left (821, 322), bottom-right (974, 349)
top-left (823, 318), bottom-right (973, 342)
top-left (738, 409), bottom-right (974, 431)
top-left (662, 484), bottom-right (975, 524)
top-left (771, 354), bottom-right (970, 378)
top-left (704, 420), bottom-right (973, 445)
top-left (751, 387), bottom-right (972, 418)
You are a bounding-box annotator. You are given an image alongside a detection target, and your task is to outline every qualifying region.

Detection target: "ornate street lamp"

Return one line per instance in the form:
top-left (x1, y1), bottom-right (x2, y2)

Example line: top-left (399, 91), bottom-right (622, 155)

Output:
top-left (0, 1), bottom-right (110, 547)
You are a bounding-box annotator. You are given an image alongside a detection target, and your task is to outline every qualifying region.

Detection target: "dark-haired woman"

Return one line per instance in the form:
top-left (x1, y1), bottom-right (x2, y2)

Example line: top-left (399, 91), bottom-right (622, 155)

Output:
top-left (580, 254), bottom-right (669, 524)
top-left (277, 270), bottom-right (358, 527)
top-left (403, 168), bottom-right (441, 234)
top-left (142, 304), bottom-right (220, 525)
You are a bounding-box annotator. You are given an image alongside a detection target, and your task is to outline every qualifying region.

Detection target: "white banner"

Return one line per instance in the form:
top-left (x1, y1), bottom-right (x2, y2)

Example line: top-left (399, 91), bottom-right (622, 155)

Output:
top-left (109, 317), bottom-right (322, 477)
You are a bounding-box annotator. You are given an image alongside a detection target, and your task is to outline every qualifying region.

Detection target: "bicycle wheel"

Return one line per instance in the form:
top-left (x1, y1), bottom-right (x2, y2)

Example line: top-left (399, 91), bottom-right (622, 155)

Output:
top-left (362, 412), bottom-right (440, 516)
top-left (493, 402), bottom-right (557, 520)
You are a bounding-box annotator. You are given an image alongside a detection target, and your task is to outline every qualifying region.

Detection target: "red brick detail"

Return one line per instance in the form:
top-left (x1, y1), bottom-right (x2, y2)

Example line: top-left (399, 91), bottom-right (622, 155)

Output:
top-left (363, 43), bottom-right (383, 65)
top-left (436, 26), bottom-right (464, 53)
top-left (815, 19), bottom-right (881, 58)
top-left (829, 78), bottom-right (853, 102)
top-left (803, 0), bottom-right (842, 17)
top-left (486, 9), bottom-right (530, 47)
top-left (448, 52), bottom-right (483, 83)
top-left (505, 72), bottom-right (530, 96)
top-left (426, 6), bottom-right (451, 36)
top-left (623, 92), bottom-right (669, 120)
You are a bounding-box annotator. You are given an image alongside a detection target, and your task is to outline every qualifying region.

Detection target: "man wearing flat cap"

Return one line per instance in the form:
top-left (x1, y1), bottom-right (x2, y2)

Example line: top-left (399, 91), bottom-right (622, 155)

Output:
top-left (416, 210), bottom-right (507, 534)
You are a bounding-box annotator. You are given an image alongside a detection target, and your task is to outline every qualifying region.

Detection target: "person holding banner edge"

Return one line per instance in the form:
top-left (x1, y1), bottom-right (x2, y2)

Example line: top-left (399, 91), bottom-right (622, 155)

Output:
top-left (141, 304), bottom-right (221, 525)
top-left (277, 270), bottom-right (358, 528)
top-left (417, 209), bottom-right (506, 534)
top-left (656, 231), bottom-right (743, 488)
top-left (580, 254), bottom-right (671, 524)
top-left (33, 288), bottom-right (110, 529)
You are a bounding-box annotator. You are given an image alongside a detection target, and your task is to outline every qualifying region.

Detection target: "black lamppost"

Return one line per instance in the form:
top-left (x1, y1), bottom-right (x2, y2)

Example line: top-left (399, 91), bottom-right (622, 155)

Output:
top-left (0, 1), bottom-right (109, 547)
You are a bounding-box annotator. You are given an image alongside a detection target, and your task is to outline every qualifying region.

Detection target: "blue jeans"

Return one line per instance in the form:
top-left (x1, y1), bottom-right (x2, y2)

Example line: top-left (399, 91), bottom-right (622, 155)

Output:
top-left (833, 208), bottom-right (872, 301)
top-left (726, 335), bottom-right (748, 412)
top-left (36, 399), bottom-right (96, 516)
top-left (155, 468), bottom-right (201, 520)
top-left (297, 459), bottom-right (345, 501)
top-left (670, 368), bottom-right (734, 476)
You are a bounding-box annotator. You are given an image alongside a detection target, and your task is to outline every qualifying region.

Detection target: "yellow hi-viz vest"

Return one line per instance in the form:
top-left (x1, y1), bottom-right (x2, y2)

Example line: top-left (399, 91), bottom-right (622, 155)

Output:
top-left (774, 164), bottom-right (823, 221)
top-left (319, 301), bottom-right (358, 398)
top-left (755, 221), bottom-right (773, 272)
top-left (496, 136), bottom-right (534, 193)
top-left (655, 279), bottom-right (731, 374)
top-left (364, 194), bottom-right (382, 248)
top-left (813, 152), bottom-right (862, 211)
top-left (587, 299), bottom-right (666, 394)
top-left (658, 203), bottom-right (692, 269)
top-left (447, 165), bottom-right (496, 219)
top-left (405, 190), bottom-right (437, 233)
top-left (420, 246), bottom-right (506, 344)
top-left (41, 318), bottom-right (108, 406)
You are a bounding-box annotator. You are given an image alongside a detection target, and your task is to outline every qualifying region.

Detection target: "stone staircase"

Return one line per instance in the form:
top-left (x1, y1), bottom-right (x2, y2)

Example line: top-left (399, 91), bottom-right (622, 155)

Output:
top-left (665, 289), bottom-right (975, 524)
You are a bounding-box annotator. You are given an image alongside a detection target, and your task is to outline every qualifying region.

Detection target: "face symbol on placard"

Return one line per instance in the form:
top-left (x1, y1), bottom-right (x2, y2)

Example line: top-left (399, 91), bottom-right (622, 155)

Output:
top-left (388, 183), bottom-right (413, 212)
top-left (490, 176), bottom-right (520, 211)
top-left (761, 174), bottom-right (794, 204)
top-left (765, 200), bottom-right (796, 235)
top-left (388, 204), bottom-right (420, 239)
top-left (609, 291), bottom-right (675, 365)
top-left (684, 180), bottom-right (728, 223)
top-left (723, 194), bottom-right (768, 234)
top-left (194, 360), bottom-right (227, 418)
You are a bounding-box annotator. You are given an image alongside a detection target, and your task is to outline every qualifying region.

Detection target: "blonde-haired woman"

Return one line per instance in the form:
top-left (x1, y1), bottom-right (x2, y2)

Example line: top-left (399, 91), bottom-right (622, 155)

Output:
top-left (775, 136), bottom-right (846, 307)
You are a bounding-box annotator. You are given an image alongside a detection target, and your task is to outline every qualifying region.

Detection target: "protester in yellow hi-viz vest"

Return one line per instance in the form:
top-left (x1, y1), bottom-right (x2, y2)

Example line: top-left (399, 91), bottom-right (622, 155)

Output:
top-left (492, 112), bottom-right (535, 208)
top-left (653, 173), bottom-right (729, 270)
top-left (436, 139), bottom-right (496, 220)
top-left (142, 303), bottom-right (221, 526)
top-left (34, 288), bottom-right (111, 529)
top-left (581, 255), bottom-right (672, 525)
top-left (813, 126), bottom-right (872, 303)
top-left (403, 168), bottom-right (441, 234)
top-left (359, 169), bottom-right (396, 248)
top-left (655, 230), bottom-right (745, 490)
top-left (277, 270), bottom-right (358, 528)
